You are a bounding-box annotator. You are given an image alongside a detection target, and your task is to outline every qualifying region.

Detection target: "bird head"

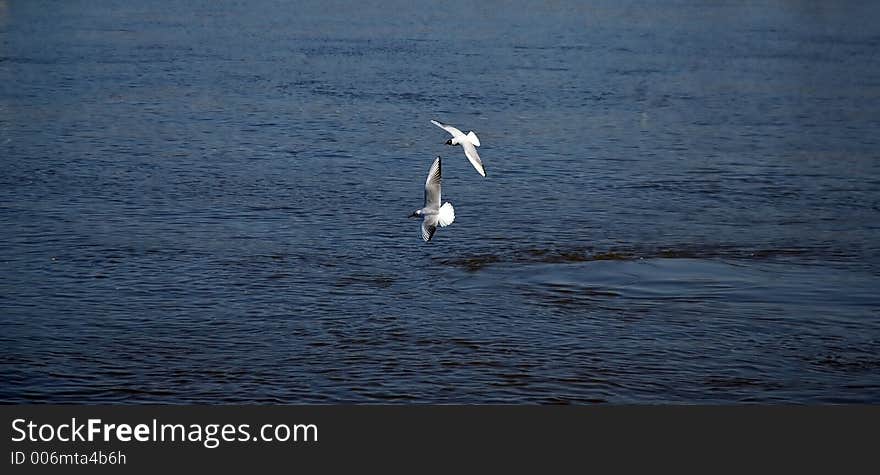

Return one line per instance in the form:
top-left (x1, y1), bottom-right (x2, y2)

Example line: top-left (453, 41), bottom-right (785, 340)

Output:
top-left (408, 210), bottom-right (422, 218)
top-left (445, 139), bottom-right (453, 145)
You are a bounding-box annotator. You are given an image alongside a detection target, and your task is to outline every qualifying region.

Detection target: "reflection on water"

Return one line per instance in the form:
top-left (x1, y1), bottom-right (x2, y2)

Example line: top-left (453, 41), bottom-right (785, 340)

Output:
top-left (0, 0), bottom-right (879, 403)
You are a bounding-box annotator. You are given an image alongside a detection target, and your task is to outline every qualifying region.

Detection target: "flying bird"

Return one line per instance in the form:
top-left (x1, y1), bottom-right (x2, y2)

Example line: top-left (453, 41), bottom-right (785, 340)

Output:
top-left (430, 119), bottom-right (486, 177)
top-left (409, 156), bottom-right (455, 242)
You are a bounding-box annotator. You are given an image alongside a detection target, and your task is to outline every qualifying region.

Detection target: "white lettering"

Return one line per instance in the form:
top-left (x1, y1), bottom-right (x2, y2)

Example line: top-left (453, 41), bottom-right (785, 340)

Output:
top-left (116, 424), bottom-right (132, 441)
top-left (11, 419), bottom-right (26, 442)
top-left (134, 423), bottom-right (150, 441)
top-left (88, 419), bottom-right (102, 441)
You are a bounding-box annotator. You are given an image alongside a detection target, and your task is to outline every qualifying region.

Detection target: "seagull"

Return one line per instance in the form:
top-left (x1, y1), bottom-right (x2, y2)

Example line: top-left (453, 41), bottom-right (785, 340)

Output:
top-left (409, 156), bottom-right (455, 242)
top-left (430, 119), bottom-right (486, 177)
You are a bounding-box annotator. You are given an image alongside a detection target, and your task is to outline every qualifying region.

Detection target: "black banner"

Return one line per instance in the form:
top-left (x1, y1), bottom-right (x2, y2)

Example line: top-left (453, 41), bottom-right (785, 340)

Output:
top-left (2, 406), bottom-right (876, 472)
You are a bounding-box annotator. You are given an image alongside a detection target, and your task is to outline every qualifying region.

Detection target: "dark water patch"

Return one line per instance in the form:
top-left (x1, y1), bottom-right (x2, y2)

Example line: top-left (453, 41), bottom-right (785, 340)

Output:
top-left (437, 244), bottom-right (818, 272)
top-left (440, 360), bottom-right (507, 369)
top-left (334, 273), bottom-right (395, 289)
top-left (611, 68), bottom-right (665, 76)
top-left (519, 283), bottom-right (621, 308)
top-left (703, 377), bottom-right (780, 389)
top-left (0, 56), bottom-right (56, 65)
top-left (809, 354), bottom-right (880, 373)
top-left (539, 396), bottom-right (607, 404)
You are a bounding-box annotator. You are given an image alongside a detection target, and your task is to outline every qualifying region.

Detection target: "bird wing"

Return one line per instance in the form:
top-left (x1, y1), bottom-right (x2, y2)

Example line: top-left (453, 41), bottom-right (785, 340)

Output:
top-left (431, 119), bottom-right (464, 138)
top-left (424, 156), bottom-right (442, 207)
top-left (466, 130), bottom-right (481, 147)
top-left (461, 142), bottom-right (487, 177)
top-left (421, 218), bottom-right (438, 242)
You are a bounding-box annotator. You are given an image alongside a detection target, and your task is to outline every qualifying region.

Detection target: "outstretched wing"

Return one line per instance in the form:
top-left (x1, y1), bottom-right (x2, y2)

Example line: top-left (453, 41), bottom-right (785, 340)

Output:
top-left (424, 156), bottom-right (442, 207)
top-left (421, 218), bottom-right (438, 242)
top-left (466, 130), bottom-right (481, 147)
top-left (431, 119), bottom-right (464, 138)
top-left (461, 142), bottom-right (487, 177)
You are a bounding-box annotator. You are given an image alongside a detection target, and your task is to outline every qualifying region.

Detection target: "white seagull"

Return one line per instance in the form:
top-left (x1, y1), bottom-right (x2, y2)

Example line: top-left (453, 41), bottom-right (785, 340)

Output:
top-left (409, 156), bottom-right (455, 242)
top-left (430, 119), bottom-right (486, 177)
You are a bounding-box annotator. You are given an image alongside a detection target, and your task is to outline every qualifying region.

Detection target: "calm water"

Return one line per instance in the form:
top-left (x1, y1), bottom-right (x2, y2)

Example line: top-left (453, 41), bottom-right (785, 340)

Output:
top-left (2, 1), bottom-right (879, 403)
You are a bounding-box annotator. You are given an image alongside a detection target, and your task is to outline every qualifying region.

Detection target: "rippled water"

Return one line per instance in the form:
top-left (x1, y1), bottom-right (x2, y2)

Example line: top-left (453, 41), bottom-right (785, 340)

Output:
top-left (2, 1), bottom-right (879, 403)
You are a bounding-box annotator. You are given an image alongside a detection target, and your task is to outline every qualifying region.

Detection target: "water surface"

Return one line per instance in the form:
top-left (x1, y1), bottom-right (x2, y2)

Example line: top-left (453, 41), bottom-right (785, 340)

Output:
top-left (1, 0), bottom-right (879, 403)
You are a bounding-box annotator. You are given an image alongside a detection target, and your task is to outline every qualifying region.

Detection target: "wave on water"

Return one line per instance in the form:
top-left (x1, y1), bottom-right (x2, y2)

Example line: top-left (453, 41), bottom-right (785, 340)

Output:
top-left (434, 244), bottom-right (821, 272)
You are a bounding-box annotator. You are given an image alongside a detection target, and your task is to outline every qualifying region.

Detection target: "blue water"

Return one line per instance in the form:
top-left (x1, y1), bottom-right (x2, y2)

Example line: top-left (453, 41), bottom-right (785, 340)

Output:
top-left (2, 0), bottom-right (879, 403)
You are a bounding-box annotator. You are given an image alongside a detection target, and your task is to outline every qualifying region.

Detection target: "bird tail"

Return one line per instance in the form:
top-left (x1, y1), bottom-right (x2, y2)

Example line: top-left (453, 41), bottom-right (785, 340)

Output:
top-left (438, 202), bottom-right (455, 227)
top-left (466, 131), bottom-right (481, 147)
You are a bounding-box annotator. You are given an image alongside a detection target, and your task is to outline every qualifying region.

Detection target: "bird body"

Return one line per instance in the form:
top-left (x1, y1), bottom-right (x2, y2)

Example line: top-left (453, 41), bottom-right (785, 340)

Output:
top-left (430, 119), bottom-right (486, 177)
top-left (409, 156), bottom-right (455, 242)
